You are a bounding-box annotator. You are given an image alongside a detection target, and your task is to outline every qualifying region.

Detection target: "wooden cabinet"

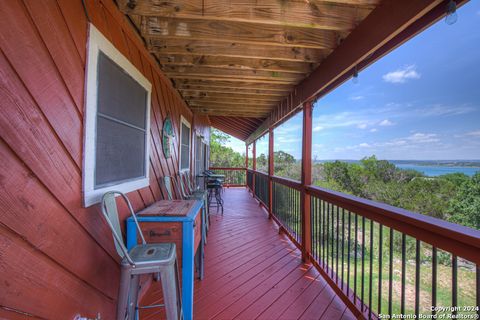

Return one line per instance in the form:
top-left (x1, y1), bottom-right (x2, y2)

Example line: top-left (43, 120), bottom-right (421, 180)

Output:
top-left (126, 200), bottom-right (204, 320)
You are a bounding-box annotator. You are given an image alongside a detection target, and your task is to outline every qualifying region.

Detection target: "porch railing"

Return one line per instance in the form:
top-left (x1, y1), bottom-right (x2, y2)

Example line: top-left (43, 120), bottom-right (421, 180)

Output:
top-left (253, 170), bottom-right (269, 207)
top-left (209, 167), bottom-right (246, 187)
top-left (272, 175), bottom-right (302, 244)
top-left (246, 171), bottom-right (480, 319)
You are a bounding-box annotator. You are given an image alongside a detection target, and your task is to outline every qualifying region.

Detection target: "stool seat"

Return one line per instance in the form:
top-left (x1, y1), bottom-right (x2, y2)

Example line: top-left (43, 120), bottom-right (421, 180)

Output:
top-left (128, 243), bottom-right (175, 266)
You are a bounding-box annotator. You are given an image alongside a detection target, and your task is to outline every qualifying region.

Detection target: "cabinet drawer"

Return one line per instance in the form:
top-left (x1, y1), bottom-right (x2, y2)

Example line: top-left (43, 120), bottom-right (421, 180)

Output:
top-left (140, 222), bottom-right (182, 243)
top-left (193, 211), bottom-right (202, 251)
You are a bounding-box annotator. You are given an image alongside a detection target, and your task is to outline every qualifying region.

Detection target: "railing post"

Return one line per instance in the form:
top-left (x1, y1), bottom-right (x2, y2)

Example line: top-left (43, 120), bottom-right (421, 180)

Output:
top-left (301, 100), bottom-right (313, 262)
top-left (268, 127), bottom-right (274, 219)
top-left (252, 140), bottom-right (256, 197)
top-left (245, 143), bottom-right (248, 188)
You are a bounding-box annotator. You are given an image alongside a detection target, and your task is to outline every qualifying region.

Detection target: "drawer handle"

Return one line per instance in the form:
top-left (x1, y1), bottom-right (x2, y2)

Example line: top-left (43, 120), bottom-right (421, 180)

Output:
top-left (149, 230), bottom-right (172, 237)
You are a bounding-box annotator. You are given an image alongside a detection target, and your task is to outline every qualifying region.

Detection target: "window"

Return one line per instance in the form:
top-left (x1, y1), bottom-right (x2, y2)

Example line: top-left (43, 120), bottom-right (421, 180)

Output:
top-left (195, 134), bottom-right (204, 176)
top-left (83, 24), bottom-right (152, 207)
top-left (179, 116), bottom-right (191, 171)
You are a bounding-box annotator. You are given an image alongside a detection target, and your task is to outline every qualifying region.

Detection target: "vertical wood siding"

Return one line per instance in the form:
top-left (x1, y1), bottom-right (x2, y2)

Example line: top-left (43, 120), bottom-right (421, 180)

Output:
top-left (0, 0), bottom-right (210, 318)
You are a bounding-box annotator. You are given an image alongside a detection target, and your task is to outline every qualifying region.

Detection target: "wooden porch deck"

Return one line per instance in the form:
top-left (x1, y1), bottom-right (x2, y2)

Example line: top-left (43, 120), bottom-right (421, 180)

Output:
top-left (142, 188), bottom-right (354, 320)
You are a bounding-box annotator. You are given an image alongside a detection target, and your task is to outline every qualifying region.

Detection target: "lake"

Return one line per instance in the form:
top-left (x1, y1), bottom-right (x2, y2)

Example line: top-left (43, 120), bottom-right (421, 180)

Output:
top-left (394, 164), bottom-right (479, 177)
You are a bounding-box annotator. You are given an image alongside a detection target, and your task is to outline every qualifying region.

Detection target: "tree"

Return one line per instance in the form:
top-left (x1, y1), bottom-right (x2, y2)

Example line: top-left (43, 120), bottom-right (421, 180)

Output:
top-left (209, 128), bottom-right (245, 167)
top-left (448, 172), bottom-right (480, 229)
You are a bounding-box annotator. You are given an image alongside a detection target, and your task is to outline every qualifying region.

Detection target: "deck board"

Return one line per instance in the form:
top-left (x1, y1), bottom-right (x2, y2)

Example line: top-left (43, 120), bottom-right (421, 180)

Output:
top-left (140, 188), bottom-right (350, 319)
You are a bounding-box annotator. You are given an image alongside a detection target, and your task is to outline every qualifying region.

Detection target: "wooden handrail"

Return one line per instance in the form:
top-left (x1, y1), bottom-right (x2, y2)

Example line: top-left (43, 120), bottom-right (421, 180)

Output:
top-left (209, 167), bottom-right (246, 170)
top-left (306, 185), bottom-right (480, 264)
top-left (271, 175), bottom-right (302, 191)
top-left (249, 169), bottom-right (269, 177)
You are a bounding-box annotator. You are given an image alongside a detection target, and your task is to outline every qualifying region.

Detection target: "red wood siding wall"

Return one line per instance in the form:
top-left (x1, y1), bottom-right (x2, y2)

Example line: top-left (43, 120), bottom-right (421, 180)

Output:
top-left (0, 0), bottom-right (210, 318)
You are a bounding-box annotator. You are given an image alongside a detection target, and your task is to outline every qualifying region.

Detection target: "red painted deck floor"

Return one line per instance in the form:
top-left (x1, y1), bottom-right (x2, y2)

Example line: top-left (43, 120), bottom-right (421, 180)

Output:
top-left (141, 188), bottom-right (354, 320)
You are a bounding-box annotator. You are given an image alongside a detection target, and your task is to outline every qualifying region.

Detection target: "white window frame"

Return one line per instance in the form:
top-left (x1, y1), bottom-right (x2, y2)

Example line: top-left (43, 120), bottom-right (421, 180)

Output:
top-left (179, 115), bottom-right (191, 172)
top-left (83, 24), bottom-right (152, 207)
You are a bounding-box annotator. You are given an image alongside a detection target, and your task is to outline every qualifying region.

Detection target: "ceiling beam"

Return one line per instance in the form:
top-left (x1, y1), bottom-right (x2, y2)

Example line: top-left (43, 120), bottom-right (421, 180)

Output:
top-left (149, 39), bottom-right (329, 62)
top-left (140, 17), bottom-right (337, 49)
top-left (167, 74), bottom-right (298, 85)
top-left (174, 79), bottom-right (293, 92)
top-left (191, 108), bottom-right (269, 118)
top-left (246, 0), bottom-right (455, 143)
top-left (210, 118), bottom-right (252, 136)
top-left (162, 65), bottom-right (305, 82)
top-left (157, 54), bottom-right (317, 74)
top-left (179, 89), bottom-right (286, 98)
top-left (186, 98), bottom-right (275, 106)
top-left (119, 0), bottom-right (376, 31)
top-left (180, 92), bottom-right (281, 102)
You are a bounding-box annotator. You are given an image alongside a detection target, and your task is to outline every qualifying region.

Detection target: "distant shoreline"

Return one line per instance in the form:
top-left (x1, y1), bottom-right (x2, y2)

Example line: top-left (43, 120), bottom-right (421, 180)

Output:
top-left (314, 159), bottom-right (480, 168)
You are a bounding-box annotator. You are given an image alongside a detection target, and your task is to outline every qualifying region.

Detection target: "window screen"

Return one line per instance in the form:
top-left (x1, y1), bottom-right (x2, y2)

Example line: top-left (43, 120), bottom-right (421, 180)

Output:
top-left (180, 121), bottom-right (191, 170)
top-left (195, 135), bottom-right (203, 175)
top-left (95, 52), bottom-right (148, 188)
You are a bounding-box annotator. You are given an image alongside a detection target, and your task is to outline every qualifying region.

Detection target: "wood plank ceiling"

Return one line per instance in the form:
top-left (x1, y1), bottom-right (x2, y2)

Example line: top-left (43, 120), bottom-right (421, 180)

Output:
top-left (118, 0), bottom-right (381, 140)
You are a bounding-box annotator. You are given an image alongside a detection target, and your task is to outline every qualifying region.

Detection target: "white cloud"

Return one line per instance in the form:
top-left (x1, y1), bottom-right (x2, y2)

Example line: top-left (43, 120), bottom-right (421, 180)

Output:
top-left (465, 130), bottom-right (480, 137)
top-left (416, 104), bottom-right (476, 117)
top-left (379, 119), bottom-right (394, 126)
top-left (276, 137), bottom-right (301, 143)
top-left (370, 128), bottom-right (378, 133)
top-left (406, 133), bottom-right (439, 143)
top-left (357, 123), bottom-right (368, 129)
top-left (313, 125), bottom-right (324, 132)
top-left (350, 95), bottom-right (364, 101)
top-left (382, 65), bottom-right (421, 84)
top-left (359, 143), bottom-right (371, 148)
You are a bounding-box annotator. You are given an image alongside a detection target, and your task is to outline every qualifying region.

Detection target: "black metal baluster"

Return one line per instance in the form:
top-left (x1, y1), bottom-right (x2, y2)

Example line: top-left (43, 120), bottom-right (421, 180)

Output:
top-left (341, 208), bottom-right (345, 290)
top-left (432, 247), bottom-right (437, 317)
top-left (297, 190), bottom-right (300, 240)
top-left (415, 240), bottom-right (420, 317)
top-left (315, 198), bottom-right (319, 260)
top-left (369, 220), bottom-right (373, 319)
top-left (322, 200), bottom-right (326, 267)
top-left (476, 266), bottom-right (480, 319)
top-left (361, 216), bottom-right (365, 311)
top-left (378, 224), bottom-right (383, 315)
top-left (347, 211), bottom-right (351, 296)
top-left (354, 213), bottom-right (358, 304)
top-left (336, 205), bottom-right (340, 283)
top-left (326, 202), bottom-right (330, 271)
top-left (311, 198), bottom-right (315, 260)
top-left (452, 255), bottom-right (458, 317)
top-left (401, 233), bottom-right (406, 315)
top-left (388, 229), bottom-right (393, 318)
top-left (331, 203), bottom-right (335, 278)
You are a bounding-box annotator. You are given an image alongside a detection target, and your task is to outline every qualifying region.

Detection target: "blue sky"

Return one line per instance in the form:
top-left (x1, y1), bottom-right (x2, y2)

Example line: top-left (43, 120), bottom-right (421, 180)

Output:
top-left (224, 1), bottom-right (480, 160)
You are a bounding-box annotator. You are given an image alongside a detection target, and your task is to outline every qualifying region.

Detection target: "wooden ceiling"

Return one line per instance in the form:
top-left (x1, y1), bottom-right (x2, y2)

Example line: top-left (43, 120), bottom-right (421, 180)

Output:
top-left (118, 0), bottom-right (381, 139)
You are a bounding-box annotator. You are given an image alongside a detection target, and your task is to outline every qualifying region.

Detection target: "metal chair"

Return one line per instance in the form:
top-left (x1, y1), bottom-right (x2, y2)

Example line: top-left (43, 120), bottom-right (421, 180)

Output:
top-left (203, 171), bottom-right (224, 215)
top-left (101, 191), bottom-right (182, 320)
top-left (178, 173), bottom-right (210, 240)
top-left (161, 175), bottom-right (205, 279)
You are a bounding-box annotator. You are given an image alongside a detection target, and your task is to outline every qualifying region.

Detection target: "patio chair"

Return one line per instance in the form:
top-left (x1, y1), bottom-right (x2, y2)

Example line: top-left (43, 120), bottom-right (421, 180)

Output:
top-left (178, 173), bottom-right (209, 243)
top-left (101, 191), bottom-right (182, 320)
top-left (161, 175), bottom-right (206, 279)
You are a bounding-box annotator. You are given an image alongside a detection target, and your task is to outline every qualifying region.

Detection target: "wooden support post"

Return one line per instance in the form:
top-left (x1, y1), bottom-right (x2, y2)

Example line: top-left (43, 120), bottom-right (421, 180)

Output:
top-left (245, 143), bottom-right (248, 188)
top-left (245, 144), bottom-right (248, 169)
top-left (301, 100), bottom-right (313, 262)
top-left (252, 140), bottom-right (256, 197)
top-left (268, 128), bottom-right (274, 219)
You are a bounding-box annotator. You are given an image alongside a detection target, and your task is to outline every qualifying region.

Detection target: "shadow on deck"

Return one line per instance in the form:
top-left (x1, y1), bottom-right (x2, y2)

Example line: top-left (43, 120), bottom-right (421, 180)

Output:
top-left (142, 188), bottom-right (354, 320)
